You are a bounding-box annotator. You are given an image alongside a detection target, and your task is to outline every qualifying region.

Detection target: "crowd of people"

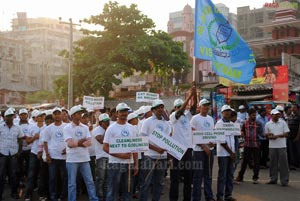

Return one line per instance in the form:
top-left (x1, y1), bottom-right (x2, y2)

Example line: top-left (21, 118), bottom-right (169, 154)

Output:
top-left (0, 88), bottom-right (299, 201)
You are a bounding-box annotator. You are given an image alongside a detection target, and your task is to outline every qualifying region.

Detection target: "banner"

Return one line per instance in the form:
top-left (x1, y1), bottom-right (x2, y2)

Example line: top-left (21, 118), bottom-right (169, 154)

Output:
top-left (215, 123), bottom-right (241, 136)
top-left (83, 96), bottom-right (105, 110)
top-left (194, 0), bottom-right (256, 84)
top-left (193, 130), bottom-right (225, 144)
top-left (149, 129), bottom-right (187, 160)
top-left (136, 92), bottom-right (159, 103)
top-left (108, 137), bottom-right (149, 154)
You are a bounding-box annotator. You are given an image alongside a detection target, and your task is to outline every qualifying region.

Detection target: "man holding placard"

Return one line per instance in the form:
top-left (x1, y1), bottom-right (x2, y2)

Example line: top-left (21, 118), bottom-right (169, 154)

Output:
top-left (191, 98), bottom-right (216, 201)
top-left (139, 99), bottom-right (171, 201)
top-left (169, 87), bottom-right (196, 201)
top-left (103, 103), bottom-right (138, 201)
top-left (216, 105), bottom-right (237, 201)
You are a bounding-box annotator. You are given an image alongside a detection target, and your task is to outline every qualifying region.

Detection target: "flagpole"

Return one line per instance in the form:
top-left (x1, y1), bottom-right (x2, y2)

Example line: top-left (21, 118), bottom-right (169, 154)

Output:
top-left (193, 56), bottom-right (196, 82)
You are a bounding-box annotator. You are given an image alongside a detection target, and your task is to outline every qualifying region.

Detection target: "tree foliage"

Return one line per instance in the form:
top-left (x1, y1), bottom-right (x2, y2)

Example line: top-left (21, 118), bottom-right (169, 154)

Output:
top-left (54, 1), bottom-right (191, 99)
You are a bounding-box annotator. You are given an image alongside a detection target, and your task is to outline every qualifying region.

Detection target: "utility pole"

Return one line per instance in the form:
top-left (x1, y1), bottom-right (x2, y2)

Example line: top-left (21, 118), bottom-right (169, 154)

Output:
top-left (59, 17), bottom-right (80, 109)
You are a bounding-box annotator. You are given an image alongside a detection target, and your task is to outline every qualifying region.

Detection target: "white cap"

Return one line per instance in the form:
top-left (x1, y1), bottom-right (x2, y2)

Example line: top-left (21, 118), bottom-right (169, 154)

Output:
top-left (174, 99), bottom-right (184, 107)
top-left (143, 106), bottom-right (152, 114)
top-left (116, 102), bottom-right (130, 112)
top-left (8, 107), bottom-right (16, 113)
top-left (127, 112), bottom-right (139, 121)
top-left (87, 108), bottom-right (94, 113)
top-left (4, 109), bottom-right (14, 116)
top-left (19, 108), bottom-right (28, 115)
top-left (136, 106), bottom-right (145, 115)
top-left (31, 109), bottom-right (40, 118)
top-left (69, 105), bottom-right (84, 116)
top-left (271, 109), bottom-right (280, 115)
top-left (45, 110), bottom-right (53, 116)
top-left (34, 110), bottom-right (44, 117)
top-left (239, 105), bottom-right (245, 110)
top-left (221, 105), bottom-right (232, 112)
top-left (152, 99), bottom-right (164, 109)
top-left (99, 113), bottom-right (110, 122)
top-left (52, 107), bottom-right (62, 114)
top-left (275, 105), bottom-right (284, 112)
top-left (199, 98), bottom-right (210, 106)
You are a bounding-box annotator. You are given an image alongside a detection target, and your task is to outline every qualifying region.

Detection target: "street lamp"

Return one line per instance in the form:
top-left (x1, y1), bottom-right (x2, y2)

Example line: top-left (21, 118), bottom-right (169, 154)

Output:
top-left (59, 17), bottom-right (80, 109)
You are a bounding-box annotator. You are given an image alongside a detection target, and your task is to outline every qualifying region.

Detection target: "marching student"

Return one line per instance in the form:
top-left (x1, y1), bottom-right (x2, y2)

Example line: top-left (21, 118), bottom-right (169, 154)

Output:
top-left (103, 103), bottom-right (138, 201)
top-left (63, 105), bottom-right (98, 201)
top-left (93, 113), bottom-right (110, 201)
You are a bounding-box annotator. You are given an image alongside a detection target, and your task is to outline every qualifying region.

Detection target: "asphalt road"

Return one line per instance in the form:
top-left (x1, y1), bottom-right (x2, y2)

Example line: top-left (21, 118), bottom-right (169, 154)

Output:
top-left (2, 156), bottom-right (300, 201)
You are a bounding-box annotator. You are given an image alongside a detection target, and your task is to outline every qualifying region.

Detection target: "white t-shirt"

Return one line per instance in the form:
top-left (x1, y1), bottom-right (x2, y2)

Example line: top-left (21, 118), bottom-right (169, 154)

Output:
top-left (27, 124), bottom-right (46, 155)
top-left (190, 114), bottom-right (215, 151)
top-left (42, 122), bottom-right (67, 160)
top-left (63, 123), bottom-right (91, 163)
top-left (88, 125), bottom-right (96, 157)
top-left (103, 122), bottom-right (136, 164)
top-left (141, 115), bottom-right (171, 159)
top-left (19, 123), bottom-right (33, 151)
top-left (169, 110), bottom-right (193, 149)
top-left (216, 119), bottom-right (235, 157)
top-left (93, 126), bottom-right (109, 159)
top-left (265, 119), bottom-right (290, 148)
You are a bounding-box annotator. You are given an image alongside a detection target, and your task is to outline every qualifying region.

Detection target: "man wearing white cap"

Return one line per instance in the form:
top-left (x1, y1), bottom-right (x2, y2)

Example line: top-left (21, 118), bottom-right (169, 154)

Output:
top-left (265, 109), bottom-right (290, 186)
top-left (237, 105), bottom-right (248, 125)
top-left (93, 113), bottom-right (110, 201)
top-left (63, 105), bottom-right (98, 201)
top-left (24, 110), bottom-right (46, 201)
top-left (191, 98), bottom-right (216, 201)
top-left (139, 99), bottom-right (171, 201)
top-left (17, 109), bottom-right (32, 187)
top-left (0, 109), bottom-right (24, 200)
top-left (103, 103), bottom-right (138, 201)
top-left (169, 87), bottom-right (196, 201)
top-left (275, 105), bottom-right (285, 121)
top-left (216, 105), bottom-right (237, 201)
top-left (43, 107), bottom-right (68, 201)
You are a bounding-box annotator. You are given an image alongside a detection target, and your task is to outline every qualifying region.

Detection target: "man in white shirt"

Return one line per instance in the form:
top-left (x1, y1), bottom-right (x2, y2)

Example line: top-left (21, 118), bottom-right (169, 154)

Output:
top-left (216, 105), bottom-right (237, 201)
top-left (93, 113), bottom-right (110, 201)
top-left (191, 98), bottom-right (216, 201)
top-left (103, 103), bottom-right (138, 201)
top-left (265, 109), bottom-right (290, 186)
top-left (139, 99), bottom-right (171, 201)
top-left (0, 109), bottom-right (24, 200)
top-left (237, 105), bottom-right (248, 125)
top-left (169, 87), bottom-right (196, 201)
top-left (43, 107), bottom-right (68, 201)
top-left (63, 105), bottom-right (98, 201)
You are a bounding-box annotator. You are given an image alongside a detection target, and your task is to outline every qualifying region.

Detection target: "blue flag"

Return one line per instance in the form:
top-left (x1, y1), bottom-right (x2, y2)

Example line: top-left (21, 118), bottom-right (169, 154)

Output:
top-left (194, 0), bottom-right (256, 84)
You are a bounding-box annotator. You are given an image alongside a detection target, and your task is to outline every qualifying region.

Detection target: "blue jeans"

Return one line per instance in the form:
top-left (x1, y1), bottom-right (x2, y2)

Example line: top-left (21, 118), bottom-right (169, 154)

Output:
top-left (139, 156), bottom-right (167, 201)
top-left (66, 162), bottom-right (98, 201)
top-left (192, 151), bottom-right (214, 201)
top-left (25, 153), bottom-right (39, 198)
top-left (0, 154), bottom-right (19, 198)
top-left (106, 163), bottom-right (134, 201)
top-left (95, 158), bottom-right (108, 201)
top-left (48, 159), bottom-right (68, 201)
top-left (217, 157), bottom-right (234, 200)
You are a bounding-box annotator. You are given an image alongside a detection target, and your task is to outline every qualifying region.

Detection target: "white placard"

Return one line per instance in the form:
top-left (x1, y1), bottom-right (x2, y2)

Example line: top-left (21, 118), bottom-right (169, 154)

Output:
top-left (149, 129), bottom-right (187, 160)
top-left (136, 92), bottom-right (159, 103)
top-left (83, 96), bottom-right (105, 110)
top-left (216, 123), bottom-right (241, 136)
top-left (108, 137), bottom-right (149, 154)
top-left (193, 130), bottom-right (226, 144)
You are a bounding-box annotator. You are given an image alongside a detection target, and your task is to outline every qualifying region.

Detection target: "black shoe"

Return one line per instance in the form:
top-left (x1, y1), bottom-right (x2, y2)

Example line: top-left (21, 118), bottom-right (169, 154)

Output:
top-left (266, 180), bottom-right (277, 184)
top-left (11, 194), bottom-right (20, 199)
top-left (281, 183), bottom-right (288, 187)
top-left (225, 197), bottom-right (237, 201)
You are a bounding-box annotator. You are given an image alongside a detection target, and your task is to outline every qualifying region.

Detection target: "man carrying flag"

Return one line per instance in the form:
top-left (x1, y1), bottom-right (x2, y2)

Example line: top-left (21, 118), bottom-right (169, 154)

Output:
top-left (194, 0), bottom-right (256, 84)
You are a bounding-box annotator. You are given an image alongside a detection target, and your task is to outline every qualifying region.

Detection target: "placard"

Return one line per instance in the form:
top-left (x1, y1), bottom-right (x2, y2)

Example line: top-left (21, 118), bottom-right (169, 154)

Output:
top-left (149, 129), bottom-right (187, 160)
top-left (83, 96), bottom-right (104, 110)
top-left (109, 137), bottom-right (149, 153)
top-left (193, 130), bottom-right (226, 144)
top-left (215, 123), bottom-right (241, 136)
top-left (136, 92), bottom-right (159, 103)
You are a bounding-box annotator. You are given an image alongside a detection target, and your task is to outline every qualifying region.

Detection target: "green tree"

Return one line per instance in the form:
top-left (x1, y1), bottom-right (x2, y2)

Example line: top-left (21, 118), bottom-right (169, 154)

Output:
top-left (54, 1), bottom-right (190, 99)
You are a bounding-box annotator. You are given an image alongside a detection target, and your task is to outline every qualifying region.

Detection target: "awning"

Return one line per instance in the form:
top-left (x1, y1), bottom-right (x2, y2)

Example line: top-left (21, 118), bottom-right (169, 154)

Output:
top-left (201, 83), bottom-right (227, 90)
top-left (290, 86), bottom-right (300, 92)
top-left (230, 94), bottom-right (273, 101)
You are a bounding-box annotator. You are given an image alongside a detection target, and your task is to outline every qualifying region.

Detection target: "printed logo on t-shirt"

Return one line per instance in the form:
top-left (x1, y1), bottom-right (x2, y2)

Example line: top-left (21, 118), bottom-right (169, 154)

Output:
top-left (75, 130), bottom-right (83, 138)
top-left (55, 130), bottom-right (63, 138)
top-left (121, 129), bottom-right (130, 137)
top-left (180, 118), bottom-right (189, 130)
top-left (156, 124), bottom-right (164, 132)
top-left (203, 120), bottom-right (211, 129)
top-left (22, 128), bottom-right (29, 134)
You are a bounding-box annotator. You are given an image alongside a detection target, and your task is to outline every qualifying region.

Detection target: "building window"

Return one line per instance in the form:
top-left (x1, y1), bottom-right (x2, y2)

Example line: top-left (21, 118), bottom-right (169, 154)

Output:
top-left (255, 12), bottom-right (263, 23)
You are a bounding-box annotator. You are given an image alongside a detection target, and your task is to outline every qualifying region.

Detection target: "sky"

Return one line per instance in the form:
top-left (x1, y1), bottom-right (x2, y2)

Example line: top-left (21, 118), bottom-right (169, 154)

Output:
top-left (0, 0), bottom-right (268, 32)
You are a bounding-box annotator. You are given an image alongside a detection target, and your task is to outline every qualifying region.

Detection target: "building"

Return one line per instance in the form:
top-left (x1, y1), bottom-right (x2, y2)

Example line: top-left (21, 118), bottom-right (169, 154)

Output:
top-left (0, 12), bottom-right (83, 104)
top-left (167, 4), bottom-right (237, 85)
